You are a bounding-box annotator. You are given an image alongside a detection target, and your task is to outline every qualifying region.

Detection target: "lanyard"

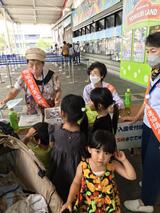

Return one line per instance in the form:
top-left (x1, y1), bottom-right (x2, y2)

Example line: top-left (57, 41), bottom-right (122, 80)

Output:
top-left (148, 78), bottom-right (160, 96)
top-left (41, 71), bottom-right (44, 94)
top-left (33, 71), bottom-right (44, 94)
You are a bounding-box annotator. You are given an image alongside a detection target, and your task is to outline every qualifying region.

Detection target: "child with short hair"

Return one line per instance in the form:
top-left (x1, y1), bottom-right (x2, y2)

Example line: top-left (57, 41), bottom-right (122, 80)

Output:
top-left (23, 122), bottom-right (51, 170)
top-left (61, 130), bottom-right (136, 213)
top-left (48, 94), bottom-right (88, 202)
top-left (90, 87), bottom-right (119, 134)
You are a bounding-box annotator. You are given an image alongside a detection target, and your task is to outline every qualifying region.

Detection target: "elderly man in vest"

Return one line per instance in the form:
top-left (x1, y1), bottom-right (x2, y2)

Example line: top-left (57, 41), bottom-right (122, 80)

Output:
top-left (0, 48), bottom-right (61, 115)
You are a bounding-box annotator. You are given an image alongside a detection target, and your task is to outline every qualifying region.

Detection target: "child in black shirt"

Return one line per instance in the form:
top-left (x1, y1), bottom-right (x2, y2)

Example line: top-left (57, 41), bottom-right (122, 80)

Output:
top-left (90, 87), bottom-right (119, 134)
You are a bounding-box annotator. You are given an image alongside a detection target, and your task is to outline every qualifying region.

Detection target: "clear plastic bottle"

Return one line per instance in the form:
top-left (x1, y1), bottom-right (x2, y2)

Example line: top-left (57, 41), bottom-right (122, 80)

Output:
top-left (8, 108), bottom-right (19, 131)
top-left (124, 88), bottom-right (132, 115)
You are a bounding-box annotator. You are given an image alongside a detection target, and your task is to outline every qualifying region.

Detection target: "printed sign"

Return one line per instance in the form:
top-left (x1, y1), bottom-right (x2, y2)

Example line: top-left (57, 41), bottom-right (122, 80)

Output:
top-left (120, 0), bottom-right (160, 86)
top-left (116, 120), bottom-right (143, 149)
top-left (122, 31), bottom-right (132, 60)
top-left (127, 0), bottom-right (160, 26)
top-left (133, 27), bottom-right (147, 62)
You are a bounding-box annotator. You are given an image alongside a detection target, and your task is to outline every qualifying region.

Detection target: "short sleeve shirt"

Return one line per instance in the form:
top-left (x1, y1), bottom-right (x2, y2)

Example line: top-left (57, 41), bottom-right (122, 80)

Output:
top-left (83, 82), bottom-right (124, 109)
top-left (14, 69), bottom-right (60, 101)
top-left (14, 69), bottom-right (61, 114)
top-left (143, 74), bottom-right (160, 128)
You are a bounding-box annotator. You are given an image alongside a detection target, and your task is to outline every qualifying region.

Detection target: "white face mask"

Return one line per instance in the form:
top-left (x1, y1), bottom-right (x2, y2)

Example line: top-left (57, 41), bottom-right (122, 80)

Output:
top-left (90, 75), bottom-right (101, 85)
top-left (148, 54), bottom-right (160, 68)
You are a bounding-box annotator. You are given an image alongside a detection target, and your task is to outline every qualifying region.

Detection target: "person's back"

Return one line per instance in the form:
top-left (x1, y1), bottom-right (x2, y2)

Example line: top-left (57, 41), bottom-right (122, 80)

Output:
top-left (92, 113), bottom-right (113, 133)
top-left (49, 124), bottom-right (83, 201)
top-left (27, 142), bottom-right (51, 170)
top-left (62, 41), bottom-right (69, 57)
top-left (69, 45), bottom-right (74, 56)
top-left (54, 44), bottom-right (59, 54)
top-left (48, 94), bottom-right (88, 202)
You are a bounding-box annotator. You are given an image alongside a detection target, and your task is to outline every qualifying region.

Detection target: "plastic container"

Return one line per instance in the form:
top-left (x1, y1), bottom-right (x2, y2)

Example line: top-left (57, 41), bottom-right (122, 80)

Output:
top-left (8, 108), bottom-right (19, 131)
top-left (124, 88), bottom-right (132, 115)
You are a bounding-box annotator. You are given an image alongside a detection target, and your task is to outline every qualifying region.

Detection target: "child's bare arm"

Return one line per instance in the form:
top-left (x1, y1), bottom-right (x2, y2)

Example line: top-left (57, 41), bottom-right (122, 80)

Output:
top-left (22, 127), bottom-right (36, 144)
top-left (61, 163), bottom-right (82, 212)
top-left (113, 151), bottom-right (136, 180)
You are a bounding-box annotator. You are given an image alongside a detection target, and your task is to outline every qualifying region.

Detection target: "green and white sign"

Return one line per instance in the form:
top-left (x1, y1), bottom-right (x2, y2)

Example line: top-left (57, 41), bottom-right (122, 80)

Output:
top-left (120, 0), bottom-right (160, 86)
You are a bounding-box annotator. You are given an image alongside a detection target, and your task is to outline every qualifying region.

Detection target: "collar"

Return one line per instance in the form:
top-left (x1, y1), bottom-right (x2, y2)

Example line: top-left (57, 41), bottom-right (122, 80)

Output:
top-left (151, 63), bottom-right (160, 81)
top-left (150, 73), bottom-right (160, 85)
top-left (90, 81), bottom-right (104, 89)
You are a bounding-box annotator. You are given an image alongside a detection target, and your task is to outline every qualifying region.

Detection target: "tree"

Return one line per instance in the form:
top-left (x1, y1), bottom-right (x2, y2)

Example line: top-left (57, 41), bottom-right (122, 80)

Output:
top-left (36, 38), bottom-right (52, 51)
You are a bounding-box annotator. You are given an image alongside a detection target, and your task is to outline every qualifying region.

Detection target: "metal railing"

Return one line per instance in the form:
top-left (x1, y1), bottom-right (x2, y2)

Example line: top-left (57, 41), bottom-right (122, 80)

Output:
top-left (0, 53), bottom-right (87, 87)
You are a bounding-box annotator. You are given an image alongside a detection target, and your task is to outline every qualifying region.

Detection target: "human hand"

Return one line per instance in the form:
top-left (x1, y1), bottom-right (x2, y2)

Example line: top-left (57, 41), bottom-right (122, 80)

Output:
top-left (54, 97), bottom-right (61, 107)
top-left (0, 99), bottom-right (5, 104)
top-left (121, 116), bottom-right (137, 123)
top-left (114, 151), bottom-right (127, 162)
top-left (0, 99), bottom-right (6, 109)
top-left (60, 201), bottom-right (72, 213)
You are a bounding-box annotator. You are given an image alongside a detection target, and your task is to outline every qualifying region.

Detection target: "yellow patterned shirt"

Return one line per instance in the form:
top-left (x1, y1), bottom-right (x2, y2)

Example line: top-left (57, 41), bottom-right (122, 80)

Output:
top-left (73, 160), bottom-right (120, 213)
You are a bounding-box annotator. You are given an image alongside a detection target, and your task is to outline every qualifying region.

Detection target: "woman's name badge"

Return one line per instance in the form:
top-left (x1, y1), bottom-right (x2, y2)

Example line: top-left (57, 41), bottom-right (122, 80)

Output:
top-left (145, 94), bottom-right (150, 100)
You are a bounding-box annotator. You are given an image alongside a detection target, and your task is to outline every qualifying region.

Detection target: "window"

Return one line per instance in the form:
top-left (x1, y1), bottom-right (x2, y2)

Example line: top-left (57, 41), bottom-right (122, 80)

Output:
top-left (82, 27), bottom-right (86, 35)
top-left (96, 19), bottom-right (105, 31)
top-left (85, 25), bottom-right (90, 34)
top-left (106, 15), bottom-right (115, 28)
top-left (73, 11), bottom-right (121, 38)
top-left (90, 22), bottom-right (96, 33)
top-left (115, 10), bottom-right (122, 26)
top-left (79, 29), bottom-right (82, 36)
top-left (73, 30), bottom-right (79, 37)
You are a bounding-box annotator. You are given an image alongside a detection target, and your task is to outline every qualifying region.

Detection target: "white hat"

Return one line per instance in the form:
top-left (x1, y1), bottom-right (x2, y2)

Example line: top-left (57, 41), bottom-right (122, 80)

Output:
top-left (25, 48), bottom-right (46, 62)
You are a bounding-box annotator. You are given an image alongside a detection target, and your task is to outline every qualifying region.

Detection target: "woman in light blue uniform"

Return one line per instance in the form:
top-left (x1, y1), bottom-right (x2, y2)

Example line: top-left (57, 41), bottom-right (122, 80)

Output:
top-left (124, 32), bottom-right (160, 212)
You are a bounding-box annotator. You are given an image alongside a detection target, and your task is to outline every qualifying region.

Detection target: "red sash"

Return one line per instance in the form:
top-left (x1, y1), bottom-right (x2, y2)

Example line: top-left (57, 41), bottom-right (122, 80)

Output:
top-left (22, 70), bottom-right (50, 108)
top-left (107, 83), bottom-right (115, 93)
top-left (145, 79), bottom-right (160, 141)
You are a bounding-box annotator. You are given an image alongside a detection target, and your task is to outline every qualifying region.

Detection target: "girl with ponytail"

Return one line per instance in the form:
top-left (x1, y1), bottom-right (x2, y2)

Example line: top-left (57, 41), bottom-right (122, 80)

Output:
top-left (90, 87), bottom-right (119, 134)
top-left (48, 94), bottom-right (88, 202)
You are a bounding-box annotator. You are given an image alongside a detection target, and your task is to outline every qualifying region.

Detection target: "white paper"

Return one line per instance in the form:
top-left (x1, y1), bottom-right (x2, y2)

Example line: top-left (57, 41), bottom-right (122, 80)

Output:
top-left (18, 107), bottom-right (62, 128)
top-left (44, 107), bottom-right (62, 125)
top-left (18, 114), bottom-right (42, 128)
top-left (6, 98), bottom-right (23, 109)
